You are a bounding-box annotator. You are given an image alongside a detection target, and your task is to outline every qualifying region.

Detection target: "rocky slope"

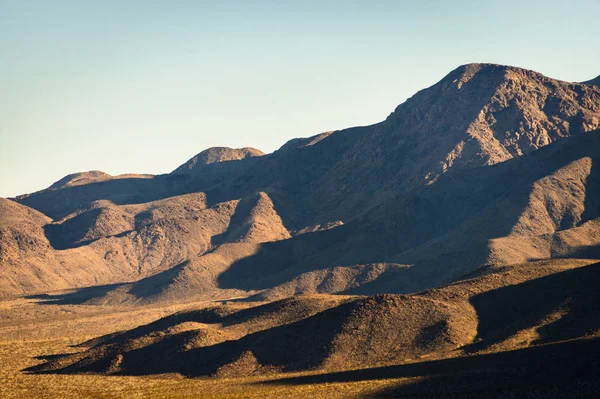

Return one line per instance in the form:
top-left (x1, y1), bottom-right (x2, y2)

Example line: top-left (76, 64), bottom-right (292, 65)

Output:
top-left (0, 190), bottom-right (288, 298)
top-left (2, 63), bottom-right (600, 301)
top-left (173, 147), bottom-right (264, 174)
top-left (583, 75), bottom-right (600, 87)
top-left (216, 132), bottom-right (600, 299)
top-left (30, 258), bottom-right (600, 376)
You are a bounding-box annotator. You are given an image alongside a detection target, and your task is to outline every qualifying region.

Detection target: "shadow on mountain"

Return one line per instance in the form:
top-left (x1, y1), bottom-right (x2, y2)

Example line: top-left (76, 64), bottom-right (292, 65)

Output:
top-left (16, 126), bottom-right (367, 226)
top-left (76, 307), bottom-right (229, 349)
top-left (25, 261), bottom-right (190, 305)
top-left (466, 261), bottom-right (600, 351)
top-left (16, 158), bottom-right (262, 221)
top-left (25, 259), bottom-right (600, 378)
top-left (260, 338), bottom-right (600, 398)
top-left (204, 125), bottom-right (370, 228)
top-left (153, 308), bottom-right (347, 375)
top-left (210, 192), bottom-right (278, 246)
top-left (33, 354), bottom-right (73, 362)
top-left (343, 244), bottom-right (493, 296)
top-left (217, 134), bottom-right (600, 294)
top-left (72, 296), bottom-right (342, 352)
top-left (564, 244), bottom-right (600, 259)
top-left (581, 153), bottom-right (600, 223)
top-left (127, 261), bottom-right (189, 300)
top-left (16, 175), bottom-right (187, 220)
top-left (43, 205), bottom-right (134, 250)
top-left (43, 208), bottom-right (105, 249)
top-left (25, 300), bottom-right (355, 376)
top-left (26, 283), bottom-right (126, 305)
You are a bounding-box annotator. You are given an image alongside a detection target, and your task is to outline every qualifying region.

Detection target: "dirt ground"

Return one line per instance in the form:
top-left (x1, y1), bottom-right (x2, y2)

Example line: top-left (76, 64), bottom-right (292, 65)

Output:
top-left (0, 296), bottom-right (406, 399)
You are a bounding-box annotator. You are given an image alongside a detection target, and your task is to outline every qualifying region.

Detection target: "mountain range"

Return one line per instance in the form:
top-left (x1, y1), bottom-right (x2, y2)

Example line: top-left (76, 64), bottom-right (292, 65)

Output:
top-left (3, 63), bottom-right (600, 301)
top-left (2, 63), bottom-right (600, 388)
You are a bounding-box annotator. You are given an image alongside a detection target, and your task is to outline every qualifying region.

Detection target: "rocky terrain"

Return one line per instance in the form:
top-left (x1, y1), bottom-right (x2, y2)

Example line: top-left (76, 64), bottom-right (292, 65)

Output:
top-left (3, 63), bottom-right (600, 302)
top-left (2, 63), bottom-right (600, 397)
top-left (584, 75), bottom-right (600, 87)
top-left (28, 258), bottom-right (600, 387)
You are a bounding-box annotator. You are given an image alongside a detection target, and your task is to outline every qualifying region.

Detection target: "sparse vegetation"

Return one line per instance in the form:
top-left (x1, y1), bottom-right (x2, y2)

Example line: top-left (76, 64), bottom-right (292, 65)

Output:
top-left (2, 63), bottom-right (600, 397)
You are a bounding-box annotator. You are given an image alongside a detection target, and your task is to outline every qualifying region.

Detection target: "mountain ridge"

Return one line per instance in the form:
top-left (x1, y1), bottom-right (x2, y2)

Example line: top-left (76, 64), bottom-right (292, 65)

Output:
top-left (2, 62), bottom-right (600, 301)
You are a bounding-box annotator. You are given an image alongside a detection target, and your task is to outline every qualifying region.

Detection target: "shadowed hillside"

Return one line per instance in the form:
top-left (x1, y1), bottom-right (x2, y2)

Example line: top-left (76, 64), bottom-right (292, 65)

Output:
top-left (217, 133), bottom-right (600, 298)
top-left (583, 75), bottom-right (600, 87)
top-left (173, 147), bottom-right (264, 174)
top-left (28, 259), bottom-right (600, 378)
top-left (269, 338), bottom-right (600, 398)
top-left (2, 63), bottom-right (600, 303)
top-left (3, 62), bottom-right (600, 399)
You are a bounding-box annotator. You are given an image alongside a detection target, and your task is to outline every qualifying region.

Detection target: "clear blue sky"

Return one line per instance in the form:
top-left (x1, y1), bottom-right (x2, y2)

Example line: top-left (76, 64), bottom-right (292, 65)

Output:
top-left (1, 0), bottom-right (599, 197)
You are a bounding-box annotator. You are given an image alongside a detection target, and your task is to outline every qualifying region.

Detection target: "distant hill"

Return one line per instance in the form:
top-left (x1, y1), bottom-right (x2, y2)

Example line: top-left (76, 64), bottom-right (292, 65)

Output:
top-left (173, 146), bottom-right (264, 174)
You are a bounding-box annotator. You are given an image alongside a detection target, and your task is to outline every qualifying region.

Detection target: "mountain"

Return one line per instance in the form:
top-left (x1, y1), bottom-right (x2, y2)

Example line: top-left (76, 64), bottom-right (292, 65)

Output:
top-left (0, 198), bottom-right (141, 296)
top-left (2, 63), bottom-right (600, 302)
top-left (173, 146), bottom-right (264, 174)
top-left (4, 63), bottom-right (600, 396)
top-left (48, 171), bottom-right (155, 190)
top-left (583, 75), bottom-right (600, 87)
top-left (223, 131), bottom-right (600, 301)
top-left (30, 258), bottom-right (600, 377)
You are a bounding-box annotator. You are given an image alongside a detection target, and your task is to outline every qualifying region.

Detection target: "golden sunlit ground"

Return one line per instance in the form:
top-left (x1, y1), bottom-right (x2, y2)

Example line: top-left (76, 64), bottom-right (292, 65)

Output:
top-left (0, 297), bottom-right (407, 399)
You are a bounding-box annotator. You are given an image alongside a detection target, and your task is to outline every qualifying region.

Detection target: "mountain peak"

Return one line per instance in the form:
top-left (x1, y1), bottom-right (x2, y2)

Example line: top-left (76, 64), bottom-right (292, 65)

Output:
top-left (173, 147), bottom-right (264, 174)
top-left (44, 171), bottom-right (154, 192)
top-left (277, 131), bottom-right (335, 151)
top-left (48, 171), bottom-right (112, 190)
top-left (440, 63), bottom-right (558, 90)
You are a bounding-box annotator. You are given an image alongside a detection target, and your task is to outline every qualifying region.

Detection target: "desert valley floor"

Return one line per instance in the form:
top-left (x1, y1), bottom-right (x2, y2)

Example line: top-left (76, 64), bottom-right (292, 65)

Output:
top-left (2, 259), bottom-right (600, 398)
top-left (1, 296), bottom-right (412, 399)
